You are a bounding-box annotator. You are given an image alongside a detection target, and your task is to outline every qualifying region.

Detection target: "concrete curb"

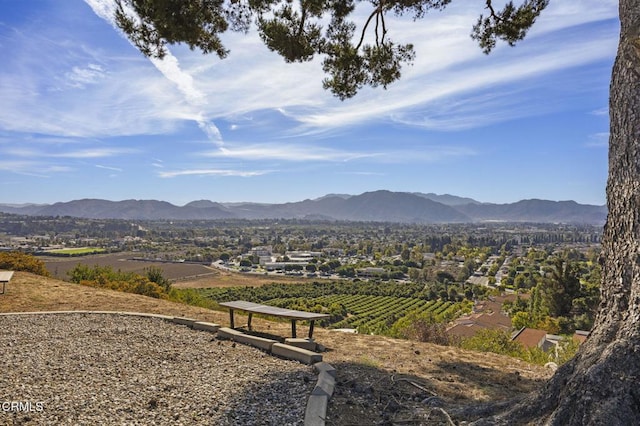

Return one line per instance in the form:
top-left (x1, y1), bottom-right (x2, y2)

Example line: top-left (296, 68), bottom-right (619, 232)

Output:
top-left (304, 362), bottom-right (337, 426)
top-left (217, 327), bottom-right (279, 351)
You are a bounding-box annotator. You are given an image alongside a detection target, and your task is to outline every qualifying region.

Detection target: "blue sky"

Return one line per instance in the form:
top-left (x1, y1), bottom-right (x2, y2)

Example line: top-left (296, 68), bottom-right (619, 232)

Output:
top-left (0, 0), bottom-right (617, 206)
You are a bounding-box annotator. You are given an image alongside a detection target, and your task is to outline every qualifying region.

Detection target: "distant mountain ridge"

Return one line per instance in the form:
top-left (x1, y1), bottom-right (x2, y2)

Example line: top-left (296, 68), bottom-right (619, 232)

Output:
top-left (0, 190), bottom-right (607, 224)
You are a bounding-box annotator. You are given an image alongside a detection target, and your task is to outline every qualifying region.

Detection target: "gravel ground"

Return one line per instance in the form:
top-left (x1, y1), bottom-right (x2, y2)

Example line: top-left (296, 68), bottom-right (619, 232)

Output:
top-left (0, 313), bottom-right (315, 425)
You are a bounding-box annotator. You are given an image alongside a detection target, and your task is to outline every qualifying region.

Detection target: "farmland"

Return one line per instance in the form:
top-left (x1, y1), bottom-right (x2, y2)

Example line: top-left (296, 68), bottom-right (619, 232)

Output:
top-left (42, 252), bottom-right (214, 281)
top-left (193, 281), bottom-right (471, 335)
top-left (40, 251), bottom-right (469, 336)
top-left (41, 252), bottom-right (319, 287)
top-left (46, 247), bottom-right (107, 256)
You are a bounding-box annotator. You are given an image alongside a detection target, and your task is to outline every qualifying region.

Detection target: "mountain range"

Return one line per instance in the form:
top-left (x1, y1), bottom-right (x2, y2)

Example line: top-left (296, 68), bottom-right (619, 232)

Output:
top-left (0, 190), bottom-right (607, 225)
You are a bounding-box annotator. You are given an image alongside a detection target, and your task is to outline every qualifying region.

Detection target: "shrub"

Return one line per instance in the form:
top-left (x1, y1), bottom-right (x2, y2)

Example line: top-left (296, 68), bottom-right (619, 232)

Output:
top-left (390, 311), bottom-right (452, 346)
top-left (68, 264), bottom-right (169, 299)
top-left (460, 329), bottom-right (552, 366)
top-left (0, 251), bottom-right (50, 276)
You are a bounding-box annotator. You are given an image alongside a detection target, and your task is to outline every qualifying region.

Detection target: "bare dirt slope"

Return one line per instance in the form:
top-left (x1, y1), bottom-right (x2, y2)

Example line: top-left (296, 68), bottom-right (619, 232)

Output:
top-left (0, 272), bottom-right (551, 424)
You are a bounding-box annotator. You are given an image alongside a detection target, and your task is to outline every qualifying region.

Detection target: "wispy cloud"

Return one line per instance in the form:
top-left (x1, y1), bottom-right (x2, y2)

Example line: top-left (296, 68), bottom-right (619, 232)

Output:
top-left (3, 145), bottom-right (137, 159)
top-left (200, 143), bottom-right (376, 162)
top-left (3, 0), bottom-right (616, 142)
top-left (85, 0), bottom-right (223, 146)
top-left (51, 147), bottom-right (137, 158)
top-left (0, 160), bottom-right (72, 177)
top-left (158, 168), bottom-right (271, 178)
top-left (65, 63), bottom-right (106, 88)
top-left (586, 132), bottom-right (609, 148)
top-left (291, 29), bottom-right (617, 131)
top-left (198, 142), bottom-right (474, 163)
top-left (96, 164), bottom-right (123, 172)
top-left (339, 171), bottom-right (386, 176)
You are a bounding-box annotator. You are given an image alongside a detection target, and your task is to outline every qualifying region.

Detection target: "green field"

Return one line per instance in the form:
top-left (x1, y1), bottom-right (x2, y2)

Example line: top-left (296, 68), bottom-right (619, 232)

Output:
top-left (193, 280), bottom-right (470, 336)
top-left (46, 247), bottom-right (107, 256)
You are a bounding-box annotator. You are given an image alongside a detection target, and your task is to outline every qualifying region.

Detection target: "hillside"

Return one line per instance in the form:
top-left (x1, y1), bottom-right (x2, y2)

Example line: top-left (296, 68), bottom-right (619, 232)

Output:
top-left (0, 272), bottom-right (552, 424)
top-left (0, 190), bottom-right (606, 224)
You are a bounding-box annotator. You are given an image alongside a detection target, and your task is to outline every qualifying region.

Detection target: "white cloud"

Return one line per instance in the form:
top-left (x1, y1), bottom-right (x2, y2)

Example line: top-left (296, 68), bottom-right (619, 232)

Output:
top-left (65, 63), bottom-right (106, 88)
top-left (586, 132), bottom-right (609, 148)
top-left (0, 0), bottom-right (618, 167)
top-left (85, 0), bottom-right (223, 146)
top-left (0, 160), bottom-right (72, 177)
top-left (197, 141), bottom-right (475, 164)
top-left (96, 164), bottom-right (123, 172)
top-left (158, 168), bottom-right (271, 178)
top-left (200, 143), bottom-right (376, 162)
top-left (0, 0), bottom-right (616, 143)
top-left (53, 148), bottom-right (137, 158)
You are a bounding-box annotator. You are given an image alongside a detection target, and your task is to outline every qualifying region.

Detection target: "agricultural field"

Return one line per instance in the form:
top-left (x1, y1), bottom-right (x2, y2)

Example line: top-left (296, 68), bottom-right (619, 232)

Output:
top-left (42, 252), bottom-right (215, 281)
top-left (270, 295), bottom-right (467, 335)
top-left (41, 252), bottom-right (318, 287)
top-left (45, 247), bottom-right (107, 256)
top-left (195, 281), bottom-right (470, 336)
top-left (40, 252), bottom-right (471, 336)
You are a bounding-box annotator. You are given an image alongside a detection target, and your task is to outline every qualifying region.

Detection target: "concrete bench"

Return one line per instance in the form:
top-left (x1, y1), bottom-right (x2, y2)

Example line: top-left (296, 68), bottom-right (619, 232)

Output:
top-left (271, 343), bottom-right (322, 365)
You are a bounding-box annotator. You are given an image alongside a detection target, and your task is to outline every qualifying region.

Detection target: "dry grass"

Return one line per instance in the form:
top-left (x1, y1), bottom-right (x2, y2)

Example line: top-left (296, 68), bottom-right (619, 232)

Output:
top-left (0, 271), bottom-right (552, 424)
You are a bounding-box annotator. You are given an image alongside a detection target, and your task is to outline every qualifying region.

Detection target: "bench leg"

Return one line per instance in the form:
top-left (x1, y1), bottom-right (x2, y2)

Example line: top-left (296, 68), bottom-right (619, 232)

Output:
top-left (308, 320), bottom-right (315, 339)
top-left (229, 309), bottom-right (235, 329)
top-left (248, 313), bottom-right (253, 331)
top-left (291, 320), bottom-right (297, 338)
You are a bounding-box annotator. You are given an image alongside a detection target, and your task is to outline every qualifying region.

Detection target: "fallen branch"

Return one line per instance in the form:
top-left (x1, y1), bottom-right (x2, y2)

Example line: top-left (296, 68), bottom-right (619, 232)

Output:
top-left (393, 377), bottom-right (437, 396)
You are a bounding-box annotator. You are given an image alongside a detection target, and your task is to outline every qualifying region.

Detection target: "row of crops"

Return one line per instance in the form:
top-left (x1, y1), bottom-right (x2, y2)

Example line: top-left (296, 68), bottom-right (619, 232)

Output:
top-left (197, 282), bottom-right (470, 335)
top-left (266, 295), bottom-right (467, 335)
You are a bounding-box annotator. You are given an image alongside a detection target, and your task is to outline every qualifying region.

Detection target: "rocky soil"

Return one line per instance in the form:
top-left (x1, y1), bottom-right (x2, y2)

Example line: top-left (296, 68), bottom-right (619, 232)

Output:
top-left (0, 313), bottom-right (314, 425)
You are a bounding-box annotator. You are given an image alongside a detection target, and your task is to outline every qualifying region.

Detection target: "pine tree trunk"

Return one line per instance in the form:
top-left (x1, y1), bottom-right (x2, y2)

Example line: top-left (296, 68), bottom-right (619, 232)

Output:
top-left (471, 2), bottom-right (640, 424)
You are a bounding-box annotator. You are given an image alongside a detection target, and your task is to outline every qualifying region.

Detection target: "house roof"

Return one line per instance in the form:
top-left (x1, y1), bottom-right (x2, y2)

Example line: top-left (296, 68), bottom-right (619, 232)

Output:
top-left (447, 311), bottom-right (512, 338)
top-left (574, 330), bottom-right (590, 343)
top-left (512, 327), bottom-right (547, 349)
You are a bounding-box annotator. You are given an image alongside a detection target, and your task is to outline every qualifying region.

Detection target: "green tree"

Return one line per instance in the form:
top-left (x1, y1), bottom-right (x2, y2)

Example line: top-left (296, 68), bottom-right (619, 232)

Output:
top-left (511, 311), bottom-right (534, 330)
top-left (115, 0), bottom-right (546, 99)
top-left (145, 266), bottom-right (172, 292)
top-left (113, 0), bottom-right (640, 423)
top-left (540, 257), bottom-right (581, 318)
